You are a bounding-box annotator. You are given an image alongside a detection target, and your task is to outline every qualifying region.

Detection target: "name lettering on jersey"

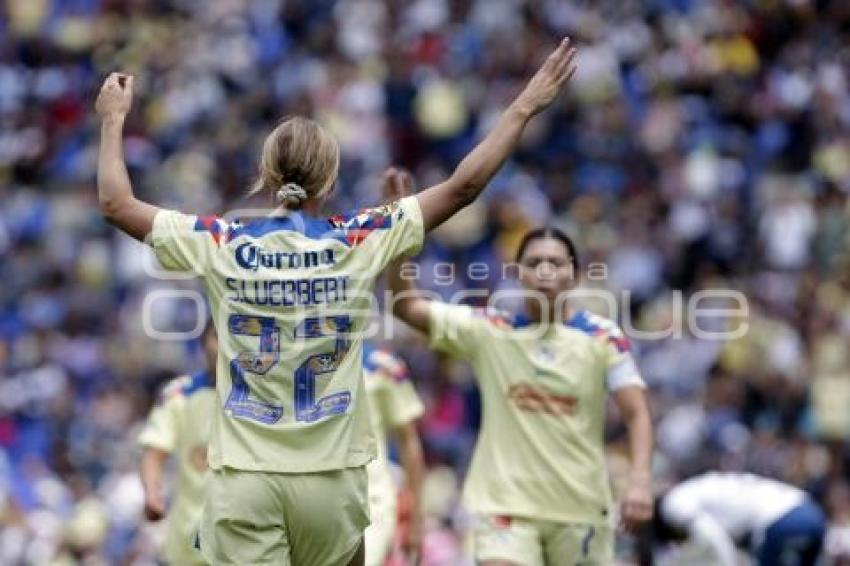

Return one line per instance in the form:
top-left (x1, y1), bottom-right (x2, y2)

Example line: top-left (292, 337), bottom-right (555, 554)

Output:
top-left (235, 242), bottom-right (336, 271)
top-left (507, 383), bottom-right (578, 416)
top-left (226, 276), bottom-right (349, 307)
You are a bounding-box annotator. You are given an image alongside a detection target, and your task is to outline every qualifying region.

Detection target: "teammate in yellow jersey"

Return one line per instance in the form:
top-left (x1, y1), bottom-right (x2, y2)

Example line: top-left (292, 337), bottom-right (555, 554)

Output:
top-left (362, 343), bottom-right (425, 566)
top-left (95, 38), bottom-right (576, 566)
top-left (384, 174), bottom-right (654, 565)
top-left (138, 322), bottom-right (217, 565)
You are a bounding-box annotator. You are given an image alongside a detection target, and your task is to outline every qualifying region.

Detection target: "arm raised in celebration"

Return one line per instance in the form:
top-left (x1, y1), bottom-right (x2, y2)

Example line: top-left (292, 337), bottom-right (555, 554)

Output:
top-left (415, 38), bottom-right (577, 232)
top-left (96, 73), bottom-right (160, 241)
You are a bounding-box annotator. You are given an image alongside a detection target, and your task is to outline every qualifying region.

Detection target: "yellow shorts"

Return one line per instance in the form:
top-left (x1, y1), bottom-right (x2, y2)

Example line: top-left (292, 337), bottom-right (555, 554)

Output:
top-left (198, 466), bottom-right (369, 566)
top-left (164, 538), bottom-right (206, 566)
top-left (364, 483), bottom-right (396, 566)
top-left (161, 516), bottom-right (206, 566)
top-left (473, 514), bottom-right (613, 566)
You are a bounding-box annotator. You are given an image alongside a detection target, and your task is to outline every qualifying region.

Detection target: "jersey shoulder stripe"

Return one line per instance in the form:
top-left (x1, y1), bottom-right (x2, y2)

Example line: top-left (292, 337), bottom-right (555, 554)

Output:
top-left (182, 370), bottom-right (214, 397)
top-left (156, 371), bottom-right (213, 405)
top-left (472, 307), bottom-right (519, 329)
top-left (329, 202), bottom-right (395, 246)
top-left (206, 203), bottom-right (397, 248)
top-left (157, 374), bottom-right (192, 404)
top-left (225, 214), bottom-right (348, 245)
top-left (566, 310), bottom-right (631, 353)
top-left (194, 215), bottom-right (228, 245)
top-left (363, 344), bottom-right (409, 382)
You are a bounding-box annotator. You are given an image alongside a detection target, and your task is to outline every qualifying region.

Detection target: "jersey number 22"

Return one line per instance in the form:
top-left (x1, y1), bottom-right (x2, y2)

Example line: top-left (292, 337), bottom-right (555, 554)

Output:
top-left (223, 314), bottom-right (352, 424)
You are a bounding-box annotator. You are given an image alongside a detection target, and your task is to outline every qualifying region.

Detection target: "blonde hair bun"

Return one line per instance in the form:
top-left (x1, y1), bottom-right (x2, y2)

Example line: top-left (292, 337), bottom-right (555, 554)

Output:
top-left (275, 182), bottom-right (308, 208)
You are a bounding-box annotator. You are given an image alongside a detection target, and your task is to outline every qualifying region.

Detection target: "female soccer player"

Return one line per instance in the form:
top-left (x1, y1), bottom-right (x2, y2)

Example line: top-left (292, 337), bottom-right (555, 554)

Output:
top-left (384, 173), bottom-right (654, 565)
top-left (95, 39), bottom-right (576, 566)
top-left (138, 322), bottom-right (218, 565)
top-left (362, 343), bottom-right (425, 566)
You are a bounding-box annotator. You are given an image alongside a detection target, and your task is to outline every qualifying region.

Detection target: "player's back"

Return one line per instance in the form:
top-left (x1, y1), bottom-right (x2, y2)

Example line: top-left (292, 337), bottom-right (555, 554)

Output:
top-left (149, 197), bottom-right (424, 473)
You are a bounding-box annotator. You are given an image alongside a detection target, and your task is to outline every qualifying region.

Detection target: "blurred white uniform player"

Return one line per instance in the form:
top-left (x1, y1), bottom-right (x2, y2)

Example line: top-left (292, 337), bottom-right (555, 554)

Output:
top-left (656, 472), bottom-right (826, 565)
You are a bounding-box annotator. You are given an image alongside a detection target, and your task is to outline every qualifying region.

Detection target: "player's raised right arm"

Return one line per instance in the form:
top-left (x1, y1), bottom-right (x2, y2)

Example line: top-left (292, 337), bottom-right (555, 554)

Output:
top-left (96, 73), bottom-right (159, 242)
top-left (415, 38), bottom-right (576, 232)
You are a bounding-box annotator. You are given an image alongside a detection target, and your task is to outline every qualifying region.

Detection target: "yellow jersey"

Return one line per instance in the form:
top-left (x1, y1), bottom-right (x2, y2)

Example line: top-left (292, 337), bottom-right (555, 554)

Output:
top-left (429, 303), bottom-right (644, 526)
top-left (363, 344), bottom-right (424, 498)
top-left (138, 372), bottom-right (215, 564)
top-left (149, 197), bottom-right (424, 473)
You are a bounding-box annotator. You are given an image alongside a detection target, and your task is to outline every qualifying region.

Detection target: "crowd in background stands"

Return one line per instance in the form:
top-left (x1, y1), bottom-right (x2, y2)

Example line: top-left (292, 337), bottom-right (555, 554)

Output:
top-left (1, 0), bottom-right (850, 563)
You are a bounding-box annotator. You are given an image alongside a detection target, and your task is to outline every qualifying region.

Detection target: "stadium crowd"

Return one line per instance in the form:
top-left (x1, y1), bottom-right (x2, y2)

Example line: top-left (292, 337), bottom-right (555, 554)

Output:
top-left (1, 0), bottom-right (850, 563)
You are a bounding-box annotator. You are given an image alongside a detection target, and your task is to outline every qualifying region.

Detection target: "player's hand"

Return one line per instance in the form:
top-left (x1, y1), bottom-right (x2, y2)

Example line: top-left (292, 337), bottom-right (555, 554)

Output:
top-left (143, 491), bottom-right (166, 521)
top-left (382, 167), bottom-right (414, 201)
top-left (402, 513), bottom-right (423, 565)
top-left (514, 37), bottom-right (577, 117)
top-left (620, 475), bottom-right (653, 534)
top-left (96, 72), bottom-right (134, 120)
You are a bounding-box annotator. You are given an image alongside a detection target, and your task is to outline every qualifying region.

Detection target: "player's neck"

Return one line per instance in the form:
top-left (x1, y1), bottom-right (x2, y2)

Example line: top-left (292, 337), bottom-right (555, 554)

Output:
top-left (270, 200), bottom-right (323, 217)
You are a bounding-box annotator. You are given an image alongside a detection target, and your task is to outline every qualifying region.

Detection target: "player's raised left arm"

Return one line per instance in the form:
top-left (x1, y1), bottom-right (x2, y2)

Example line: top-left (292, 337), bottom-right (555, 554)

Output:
top-left (96, 73), bottom-right (160, 241)
top-left (613, 386), bottom-right (654, 533)
top-left (414, 38), bottom-right (576, 232)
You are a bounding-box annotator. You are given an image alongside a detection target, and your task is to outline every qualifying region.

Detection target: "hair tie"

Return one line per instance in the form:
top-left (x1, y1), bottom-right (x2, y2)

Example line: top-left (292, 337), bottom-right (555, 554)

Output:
top-left (275, 182), bottom-right (308, 207)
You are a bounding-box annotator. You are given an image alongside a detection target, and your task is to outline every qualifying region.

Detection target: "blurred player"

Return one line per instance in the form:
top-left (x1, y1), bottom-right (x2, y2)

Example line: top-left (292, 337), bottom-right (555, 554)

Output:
top-left (138, 322), bottom-right (217, 565)
top-left (385, 170), bottom-right (653, 565)
top-left (363, 344), bottom-right (425, 566)
top-left (95, 37), bottom-right (576, 566)
top-left (651, 471), bottom-right (826, 566)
